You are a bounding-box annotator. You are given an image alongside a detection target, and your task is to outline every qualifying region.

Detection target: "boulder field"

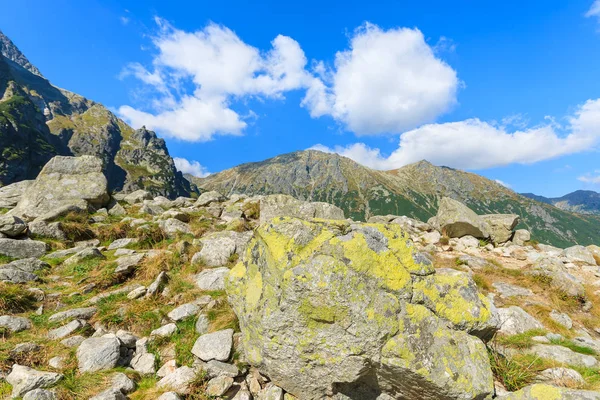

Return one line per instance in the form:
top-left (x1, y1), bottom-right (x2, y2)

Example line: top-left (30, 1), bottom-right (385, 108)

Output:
top-left (2, 155), bottom-right (600, 399)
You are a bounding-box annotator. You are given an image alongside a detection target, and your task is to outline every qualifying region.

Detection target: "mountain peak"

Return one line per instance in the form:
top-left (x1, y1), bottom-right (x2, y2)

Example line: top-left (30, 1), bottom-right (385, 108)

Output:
top-left (0, 29), bottom-right (43, 77)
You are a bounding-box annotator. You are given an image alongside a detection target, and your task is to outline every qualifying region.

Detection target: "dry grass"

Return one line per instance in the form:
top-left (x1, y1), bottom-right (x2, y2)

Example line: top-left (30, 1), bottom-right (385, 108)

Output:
top-left (0, 283), bottom-right (38, 313)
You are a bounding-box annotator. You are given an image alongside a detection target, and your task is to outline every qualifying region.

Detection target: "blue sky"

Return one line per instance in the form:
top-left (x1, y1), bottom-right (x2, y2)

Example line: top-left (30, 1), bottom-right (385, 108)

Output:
top-left (2, 0), bottom-right (600, 197)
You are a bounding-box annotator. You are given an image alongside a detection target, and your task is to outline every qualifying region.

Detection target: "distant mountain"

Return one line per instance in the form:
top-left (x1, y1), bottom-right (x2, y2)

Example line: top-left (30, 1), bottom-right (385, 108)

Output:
top-left (191, 150), bottom-right (600, 248)
top-left (0, 30), bottom-right (193, 197)
top-left (521, 190), bottom-right (600, 215)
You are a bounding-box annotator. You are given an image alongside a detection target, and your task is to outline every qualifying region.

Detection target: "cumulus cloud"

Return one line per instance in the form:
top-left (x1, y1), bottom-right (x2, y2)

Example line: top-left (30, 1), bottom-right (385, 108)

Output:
top-left (119, 20), bottom-right (458, 141)
top-left (173, 157), bottom-right (211, 177)
top-left (494, 179), bottom-right (512, 189)
top-left (587, 1), bottom-right (600, 22)
top-left (118, 19), bottom-right (320, 142)
top-left (304, 23), bottom-right (459, 135)
top-left (313, 99), bottom-right (600, 170)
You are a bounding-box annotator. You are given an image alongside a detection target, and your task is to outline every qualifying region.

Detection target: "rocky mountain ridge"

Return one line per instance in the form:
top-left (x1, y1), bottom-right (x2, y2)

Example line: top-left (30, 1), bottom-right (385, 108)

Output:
top-left (0, 29), bottom-right (193, 198)
top-left (2, 154), bottom-right (600, 399)
top-left (192, 150), bottom-right (600, 248)
top-left (522, 190), bottom-right (600, 216)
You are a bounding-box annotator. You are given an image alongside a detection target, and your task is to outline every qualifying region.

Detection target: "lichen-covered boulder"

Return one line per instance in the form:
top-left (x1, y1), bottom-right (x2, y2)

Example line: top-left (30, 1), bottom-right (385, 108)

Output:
top-left (497, 383), bottom-right (600, 399)
top-left (480, 214), bottom-right (519, 244)
top-left (528, 257), bottom-right (585, 298)
top-left (9, 156), bottom-right (109, 220)
top-left (226, 217), bottom-right (495, 399)
top-left (259, 194), bottom-right (345, 224)
top-left (434, 197), bottom-right (489, 239)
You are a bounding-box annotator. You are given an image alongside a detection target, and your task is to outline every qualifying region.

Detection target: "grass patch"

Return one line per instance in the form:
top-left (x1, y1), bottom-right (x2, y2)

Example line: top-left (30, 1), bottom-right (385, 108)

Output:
top-left (489, 350), bottom-right (554, 391)
top-left (0, 254), bottom-right (16, 265)
top-left (572, 366), bottom-right (600, 389)
top-left (207, 301), bottom-right (239, 332)
top-left (550, 338), bottom-right (597, 355)
top-left (496, 329), bottom-right (547, 349)
top-left (129, 376), bottom-right (162, 400)
top-left (241, 201), bottom-right (260, 220)
top-left (0, 283), bottom-right (38, 313)
top-left (472, 274), bottom-right (491, 292)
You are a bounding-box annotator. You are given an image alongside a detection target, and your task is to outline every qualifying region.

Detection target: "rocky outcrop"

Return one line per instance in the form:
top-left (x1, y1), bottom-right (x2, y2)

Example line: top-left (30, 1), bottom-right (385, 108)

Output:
top-left (9, 156), bottom-right (109, 220)
top-left (259, 194), bottom-right (345, 224)
top-left (431, 197), bottom-right (491, 239)
top-left (226, 218), bottom-right (496, 399)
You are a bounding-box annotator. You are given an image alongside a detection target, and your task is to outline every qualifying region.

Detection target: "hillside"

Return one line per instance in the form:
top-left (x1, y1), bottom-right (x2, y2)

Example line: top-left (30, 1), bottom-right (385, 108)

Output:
top-left (193, 150), bottom-right (600, 248)
top-left (522, 190), bottom-right (600, 215)
top-left (0, 30), bottom-right (192, 198)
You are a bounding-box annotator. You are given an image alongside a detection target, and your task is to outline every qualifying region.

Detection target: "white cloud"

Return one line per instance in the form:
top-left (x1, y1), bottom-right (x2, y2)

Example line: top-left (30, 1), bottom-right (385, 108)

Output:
top-left (120, 16), bottom-right (130, 25)
top-left (118, 19), bottom-right (318, 142)
top-left (313, 98), bottom-right (600, 170)
top-left (304, 23), bottom-right (459, 135)
top-left (587, 1), bottom-right (600, 22)
top-left (578, 174), bottom-right (600, 184)
top-left (173, 157), bottom-right (211, 177)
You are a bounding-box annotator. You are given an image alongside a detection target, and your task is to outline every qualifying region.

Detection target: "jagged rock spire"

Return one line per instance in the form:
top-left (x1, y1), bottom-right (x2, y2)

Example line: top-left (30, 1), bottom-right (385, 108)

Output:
top-left (0, 29), bottom-right (43, 77)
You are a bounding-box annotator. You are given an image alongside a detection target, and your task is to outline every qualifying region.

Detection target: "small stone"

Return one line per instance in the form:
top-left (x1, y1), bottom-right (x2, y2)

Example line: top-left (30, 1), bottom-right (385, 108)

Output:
top-left (0, 315), bottom-right (32, 332)
top-left (191, 329), bottom-right (233, 362)
top-left (6, 364), bottom-right (63, 398)
top-left (157, 359), bottom-right (178, 378)
top-left (61, 335), bottom-right (86, 348)
top-left (23, 389), bottom-right (57, 400)
top-left (76, 337), bottom-right (121, 372)
top-left (156, 366), bottom-right (197, 394)
top-left (47, 319), bottom-right (85, 340)
top-left (195, 313), bottom-right (210, 334)
top-left (205, 376), bottom-right (234, 396)
top-left (151, 323), bottom-right (178, 338)
top-left (111, 372), bottom-right (136, 394)
top-left (549, 310), bottom-right (573, 330)
top-left (127, 286), bottom-right (147, 299)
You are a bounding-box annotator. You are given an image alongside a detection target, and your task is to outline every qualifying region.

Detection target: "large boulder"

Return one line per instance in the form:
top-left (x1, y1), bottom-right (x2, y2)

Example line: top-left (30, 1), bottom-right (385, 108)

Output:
top-left (0, 180), bottom-right (34, 209)
top-left (480, 214), bottom-right (519, 244)
top-left (9, 156), bottom-right (109, 220)
top-left (433, 197), bottom-right (489, 239)
top-left (193, 231), bottom-right (252, 267)
top-left (0, 239), bottom-right (47, 259)
top-left (76, 336), bottom-right (120, 372)
top-left (562, 245), bottom-right (597, 265)
top-left (6, 364), bottom-right (63, 398)
top-left (0, 215), bottom-right (27, 237)
top-left (226, 218), bottom-right (495, 399)
top-left (259, 194), bottom-right (344, 224)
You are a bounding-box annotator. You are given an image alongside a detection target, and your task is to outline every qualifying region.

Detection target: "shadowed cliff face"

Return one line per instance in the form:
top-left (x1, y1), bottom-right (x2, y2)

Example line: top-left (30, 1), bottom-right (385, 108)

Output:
top-left (0, 30), bottom-right (193, 198)
top-left (193, 150), bottom-right (600, 248)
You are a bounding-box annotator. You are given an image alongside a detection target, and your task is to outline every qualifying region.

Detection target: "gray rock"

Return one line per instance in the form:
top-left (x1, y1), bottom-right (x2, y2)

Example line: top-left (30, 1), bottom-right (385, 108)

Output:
top-left (563, 245), bottom-right (597, 265)
top-left (529, 257), bottom-right (585, 298)
top-left (48, 356), bottom-right (65, 369)
top-left (114, 253), bottom-right (145, 275)
top-left (536, 367), bottom-right (585, 386)
top-left (150, 323), bottom-right (178, 338)
top-left (203, 360), bottom-right (239, 378)
top-left (513, 229), bottom-right (531, 246)
top-left (260, 384), bottom-right (284, 400)
top-left (193, 231), bottom-right (252, 267)
top-left (89, 388), bottom-right (127, 400)
top-left (127, 286), bottom-right (147, 299)
top-left (497, 306), bottom-right (544, 335)
top-left (76, 336), bottom-right (121, 372)
top-left (10, 342), bottom-right (41, 359)
top-left (191, 329), bottom-right (233, 362)
top-left (23, 389), bottom-right (57, 400)
top-left (0, 238), bottom-right (47, 259)
top-left (205, 376), bottom-right (234, 396)
top-left (108, 202), bottom-right (127, 217)
top-left (0, 315), bottom-right (31, 332)
top-left (146, 271), bottom-right (168, 297)
top-left (259, 194), bottom-right (344, 224)
top-left (48, 307), bottom-right (97, 323)
top-left (195, 313), bottom-right (210, 334)
top-left (88, 284), bottom-right (143, 304)
top-left (0, 267), bottom-right (39, 283)
top-left (123, 190), bottom-right (152, 205)
top-left (0, 215), bottom-right (27, 237)
top-left (116, 330), bottom-right (138, 348)
top-left (111, 372), bottom-right (136, 394)
top-left (28, 221), bottom-right (66, 240)
top-left (60, 335), bottom-right (86, 348)
top-left (195, 267), bottom-right (229, 291)
top-left (156, 366), bottom-right (197, 394)
top-left (140, 203), bottom-right (164, 216)
top-left (107, 238), bottom-right (138, 250)
top-left (0, 180), bottom-right (34, 209)
top-left (480, 214), bottom-right (519, 244)
top-left (434, 197), bottom-right (489, 239)
top-left (157, 359), bottom-right (178, 378)
top-left (493, 282), bottom-right (534, 298)
top-left (47, 319), bottom-right (85, 340)
top-left (4, 258), bottom-right (49, 273)
top-left (530, 344), bottom-right (599, 368)
top-left (195, 191), bottom-right (226, 207)
top-left (9, 156), bottom-right (109, 220)
top-left (62, 247), bottom-right (105, 267)
top-left (130, 352), bottom-right (156, 375)
top-left (159, 218), bottom-right (192, 236)
top-left (168, 298), bottom-right (210, 322)
top-left (549, 310), bottom-right (573, 330)
top-left (6, 364), bottom-right (63, 398)
top-left (158, 392), bottom-right (182, 400)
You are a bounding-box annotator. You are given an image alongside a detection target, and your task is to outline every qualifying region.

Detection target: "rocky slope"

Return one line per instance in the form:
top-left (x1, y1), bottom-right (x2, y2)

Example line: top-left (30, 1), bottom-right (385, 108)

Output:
top-left (0, 30), bottom-right (192, 198)
top-left (522, 190), bottom-right (600, 216)
top-left (3, 155), bottom-right (600, 399)
top-left (192, 150), bottom-right (600, 248)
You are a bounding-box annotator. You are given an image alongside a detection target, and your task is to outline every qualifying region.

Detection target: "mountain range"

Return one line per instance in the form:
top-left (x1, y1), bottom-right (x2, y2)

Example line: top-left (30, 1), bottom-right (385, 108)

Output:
top-left (0, 30), bottom-right (193, 197)
top-left (2, 30), bottom-right (600, 248)
top-left (191, 150), bottom-right (600, 248)
top-left (521, 190), bottom-right (600, 215)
